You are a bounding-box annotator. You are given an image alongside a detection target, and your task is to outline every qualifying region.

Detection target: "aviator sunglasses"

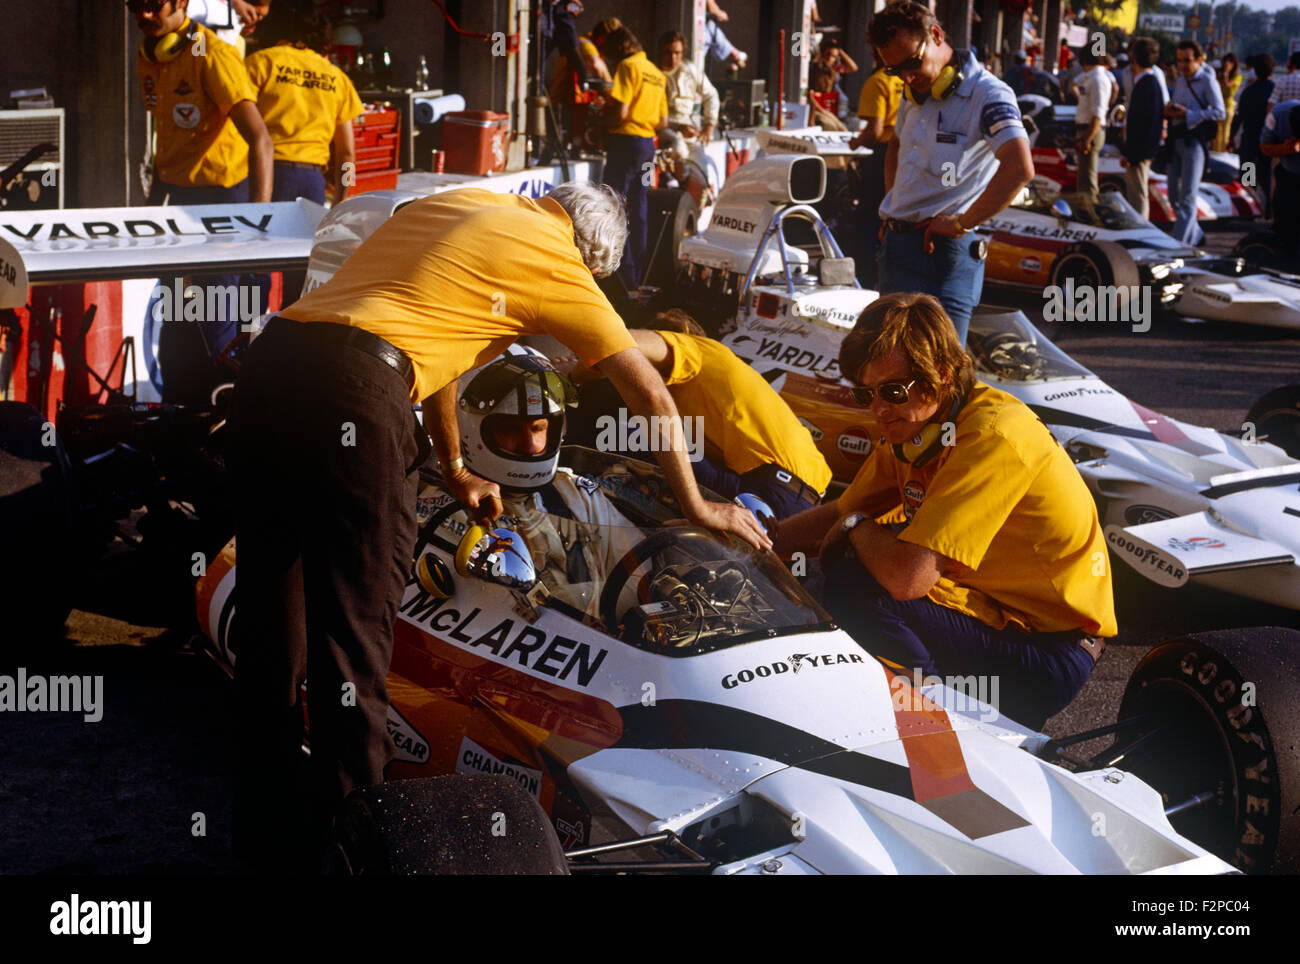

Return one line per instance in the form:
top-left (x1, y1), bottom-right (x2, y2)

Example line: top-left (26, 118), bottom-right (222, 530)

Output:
top-left (881, 36), bottom-right (928, 76)
top-left (851, 378), bottom-right (918, 406)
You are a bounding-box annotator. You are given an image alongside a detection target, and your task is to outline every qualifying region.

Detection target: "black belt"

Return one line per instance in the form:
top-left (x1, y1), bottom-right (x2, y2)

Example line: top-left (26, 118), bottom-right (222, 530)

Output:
top-left (744, 463), bottom-right (821, 507)
top-left (271, 316), bottom-right (415, 392)
top-left (885, 218), bottom-right (927, 233)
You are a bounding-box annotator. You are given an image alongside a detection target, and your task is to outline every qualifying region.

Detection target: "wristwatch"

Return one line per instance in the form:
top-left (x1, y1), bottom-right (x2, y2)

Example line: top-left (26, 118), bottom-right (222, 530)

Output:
top-left (952, 214), bottom-right (970, 236)
top-left (841, 512), bottom-right (868, 535)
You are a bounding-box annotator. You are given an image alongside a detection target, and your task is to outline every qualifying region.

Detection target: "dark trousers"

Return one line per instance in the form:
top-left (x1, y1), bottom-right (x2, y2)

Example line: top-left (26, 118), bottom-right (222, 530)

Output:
top-left (269, 162), bottom-right (327, 304)
top-left (691, 454), bottom-right (819, 520)
top-left (1240, 145), bottom-right (1271, 220)
top-left (228, 319), bottom-right (422, 870)
top-left (823, 556), bottom-right (1094, 730)
top-left (877, 226), bottom-right (985, 345)
top-left (156, 179), bottom-right (257, 405)
top-left (1274, 166), bottom-right (1300, 266)
top-left (603, 132), bottom-right (656, 290)
top-left (856, 151), bottom-right (887, 288)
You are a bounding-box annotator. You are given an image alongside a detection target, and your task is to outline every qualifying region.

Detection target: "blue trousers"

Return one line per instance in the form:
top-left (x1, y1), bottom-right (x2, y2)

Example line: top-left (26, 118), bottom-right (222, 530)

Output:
top-left (691, 454), bottom-right (820, 520)
top-left (603, 132), bottom-right (656, 290)
top-left (157, 179), bottom-right (252, 404)
top-left (877, 226), bottom-right (985, 345)
top-left (1166, 137), bottom-right (1206, 247)
top-left (823, 556), bottom-right (1095, 729)
top-left (272, 161), bottom-right (326, 203)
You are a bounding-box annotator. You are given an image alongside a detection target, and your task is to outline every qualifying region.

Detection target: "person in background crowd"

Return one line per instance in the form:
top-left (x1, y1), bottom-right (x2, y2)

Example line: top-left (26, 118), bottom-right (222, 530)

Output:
top-left (1235, 53), bottom-right (1275, 218)
top-left (1073, 44), bottom-right (1115, 205)
top-left (704, 0), bottom-right (748, 71)
top-left (868, 0), bottom-right (1033, 344)
top-left (600, 26), bottom-right (667, 292)
top-left (1215, 53), bottom-right (1242, 152)
top-left (809, 62), bottom-right (850, 125)
top-left (229, 182), bottom-right (771, 871)
top-left (244, 31), bottom-right (362, 206)
top-left (1059, 47), bottom-right (1084, 104)
top-left (1261, 99), bottom-right (1300, 266)
top-left (849, 59), bottom-right (905, 287)
top-left (549, 16), bottom-right (620, 151)
top-left (1111, 51), bottom-right (1128, 92)
top-left (1165, 40), bottom-right (1224, 246)
top-left (774, 293), bottom-right (1115, 731)
top-left (187, 0), bottom-right (266, 52)
top-left (131, 0), bottom-right (273, 406)
top-left (1058, 38), bottom-right (1072, 74)
top-left (1119, 37), bottom-right (1165, 219)
top-left (816, 35), bottom-right (860, 79)
top-left (659, 30), bottom-right (718, 143)
top-left (1268, 50), bottom-right (1300, 111)
top-left (1006, 50), bottom-right (1031, 96)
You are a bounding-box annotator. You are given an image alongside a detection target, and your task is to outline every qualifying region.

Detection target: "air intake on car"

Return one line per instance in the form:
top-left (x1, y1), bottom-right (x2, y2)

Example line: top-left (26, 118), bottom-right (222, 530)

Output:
top-left (788, 156), bottom-right (824, 205)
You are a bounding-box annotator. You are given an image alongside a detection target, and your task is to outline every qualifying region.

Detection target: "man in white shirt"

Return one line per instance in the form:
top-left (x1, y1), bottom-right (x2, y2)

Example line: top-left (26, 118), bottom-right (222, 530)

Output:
top-left (658, 30), bottom-right (719, 142)
top-left (1268, 52), bottom-right (1300, 110)
top-left (187, 0), bottom-right (266, 53)
top-left (1074, 46), bottom-right (1114, 203)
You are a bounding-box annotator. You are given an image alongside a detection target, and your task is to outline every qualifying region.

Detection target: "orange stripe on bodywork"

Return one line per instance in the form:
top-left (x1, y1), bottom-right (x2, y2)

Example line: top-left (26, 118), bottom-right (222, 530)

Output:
top-left (883, 667), bottom-right (1029, 838)
top-left (194, 537), bottom-right (237, 629)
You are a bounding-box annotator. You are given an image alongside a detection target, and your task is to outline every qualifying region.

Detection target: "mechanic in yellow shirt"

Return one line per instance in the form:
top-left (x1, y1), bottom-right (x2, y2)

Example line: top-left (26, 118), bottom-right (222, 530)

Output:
top-left (245, 36), bottom-right (363, 204)
top-left (600, 25), bottom-right (667, 291)
top-left (132, 0), bottom-right (273, 405)
top-left (848, 65), bottom-right (903, 287)
top-left (228, 183), bottom-right (769, 870)
top-left (775, 293), bottom-right (1115, 729)
top-left (626, 311), bottom-right (831, 519)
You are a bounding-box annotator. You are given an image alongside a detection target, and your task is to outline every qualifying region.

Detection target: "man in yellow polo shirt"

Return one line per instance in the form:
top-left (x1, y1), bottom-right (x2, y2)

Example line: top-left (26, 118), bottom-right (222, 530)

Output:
top-left (601, 25), bottom-right (667, 290)
top-left (775, 293), bottom-right (1115, 729)
top-left (848, 63), bottom-right (903, 287)
top-left (132, 0), bottom-right (273, 405)
top-left (245, 35), bottom-right (363, 205)
top-left (228, 183), bottom-right (769, 870)
top-left (580, 311), bottom-right (830, 519)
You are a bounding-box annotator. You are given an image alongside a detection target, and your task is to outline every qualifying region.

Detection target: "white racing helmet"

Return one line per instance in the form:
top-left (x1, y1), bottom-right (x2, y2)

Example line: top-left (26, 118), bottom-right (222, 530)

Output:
top-left (456, 344), bottom-right (578, 491)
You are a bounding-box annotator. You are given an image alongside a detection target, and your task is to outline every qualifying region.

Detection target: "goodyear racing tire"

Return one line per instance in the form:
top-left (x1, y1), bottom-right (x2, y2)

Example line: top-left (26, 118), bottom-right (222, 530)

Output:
top-left (1118, 628), bottom-right (1300, 874)
top-left (1049, 239), bottom-right (1142, 291)
top-left (331, 775), bottom-right (569, 875)
top-left (0, 402), bottom-right (75, 642)
top-left (644, 187), bottom-right (697, 289)
top-left (1233, 231), bottom-right (1286, 270)
top-left (1245, 384), bottom-right (1300, 459)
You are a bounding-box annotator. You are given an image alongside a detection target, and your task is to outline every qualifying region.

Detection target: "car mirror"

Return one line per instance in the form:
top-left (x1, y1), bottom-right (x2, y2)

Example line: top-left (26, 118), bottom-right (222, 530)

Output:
top-left (455, 524), bottom-right (538, 591)
top-left (734, 493), bottom-right (778, 538)
top-left (1052, 199), bottom-right (1073, 220)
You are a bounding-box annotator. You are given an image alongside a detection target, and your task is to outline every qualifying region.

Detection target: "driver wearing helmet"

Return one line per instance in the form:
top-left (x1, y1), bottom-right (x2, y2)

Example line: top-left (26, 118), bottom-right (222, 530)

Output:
top-left (426, 345), bottom-right (640, 616)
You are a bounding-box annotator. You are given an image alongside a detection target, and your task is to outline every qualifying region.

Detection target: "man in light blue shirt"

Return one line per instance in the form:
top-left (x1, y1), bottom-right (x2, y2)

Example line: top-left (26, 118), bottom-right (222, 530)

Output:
top-left (1260, 99), bottom-right (1300, 265)
top-left (1164, 40), bottom-right (1225, 246)
top-left (867, 1), bottom-right (1033, 344)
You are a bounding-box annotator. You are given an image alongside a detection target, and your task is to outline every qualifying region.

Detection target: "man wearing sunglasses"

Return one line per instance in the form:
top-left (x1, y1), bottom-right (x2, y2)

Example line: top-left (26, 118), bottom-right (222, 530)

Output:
top-left (865, 1), bottom-right (1033, 344)
top-left (131, 0), bottom-right (273, 405)
top-left (774, 294), bottom-right (1115, 730)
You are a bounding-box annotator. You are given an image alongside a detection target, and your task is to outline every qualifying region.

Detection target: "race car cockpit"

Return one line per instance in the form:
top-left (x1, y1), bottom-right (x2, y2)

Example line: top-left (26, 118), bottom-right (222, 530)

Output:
top-left (1015, 185), bottom-right (1152, 233)
top-left (967, 308), bottom-right (1094, 383)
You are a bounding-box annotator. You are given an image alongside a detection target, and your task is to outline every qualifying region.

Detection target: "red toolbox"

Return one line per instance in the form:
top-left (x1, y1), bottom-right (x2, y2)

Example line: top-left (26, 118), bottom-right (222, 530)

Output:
top-left (345, 105), bottom-right (401, 197)
top-left (441, 110), bottom-right (510, 176)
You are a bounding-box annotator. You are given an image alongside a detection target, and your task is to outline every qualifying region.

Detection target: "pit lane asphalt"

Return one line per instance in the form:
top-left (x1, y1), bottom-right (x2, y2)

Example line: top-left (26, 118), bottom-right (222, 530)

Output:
top-left (3, 224), bottom-right (1298, 874)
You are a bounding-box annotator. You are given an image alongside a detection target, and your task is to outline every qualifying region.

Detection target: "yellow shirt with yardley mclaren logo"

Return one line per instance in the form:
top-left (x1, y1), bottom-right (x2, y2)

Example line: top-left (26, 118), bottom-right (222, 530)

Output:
top-left (284, 189), bottom-right (637, 402)
top-left (245, 42), bottom-right (364, 166)
top-left (840, 383), bottom-right (1117, 636)
top-left (137, 20), bottom-right (257, 189)
top-left (656, 331), bottom-right (832, 494)
top-left (608, 51), bottom-right (667, 138)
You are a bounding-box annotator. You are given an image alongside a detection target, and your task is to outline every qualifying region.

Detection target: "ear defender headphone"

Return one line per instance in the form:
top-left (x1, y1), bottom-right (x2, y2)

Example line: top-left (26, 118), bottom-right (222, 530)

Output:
top-left (903, 48), bottom-right (967, 104)
top-left (140, 17), bottom-right (197, 63)
top-left (892, 391), bottom-right (967, 467)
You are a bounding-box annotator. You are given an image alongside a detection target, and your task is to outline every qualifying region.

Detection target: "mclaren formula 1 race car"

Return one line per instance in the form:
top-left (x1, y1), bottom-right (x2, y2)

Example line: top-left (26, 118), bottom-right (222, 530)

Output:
top-left (194, 446), bottom-right (1299, 874)
top-left (983, 187), bottom-right (1300, 331)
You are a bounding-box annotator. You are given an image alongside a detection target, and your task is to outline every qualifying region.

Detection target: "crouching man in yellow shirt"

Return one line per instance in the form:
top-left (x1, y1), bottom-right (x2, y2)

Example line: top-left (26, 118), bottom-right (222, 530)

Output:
top-left (775, 293), bottom-right (1116, 729)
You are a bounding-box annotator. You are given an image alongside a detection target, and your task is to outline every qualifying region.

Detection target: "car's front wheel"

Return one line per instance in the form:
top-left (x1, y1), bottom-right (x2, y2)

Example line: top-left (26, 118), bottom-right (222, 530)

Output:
top-left (330, 774), bottom-right (570, 875)
top-left (1118, 628), bottom-right (1300, 874)
top-left (1245, 384), bottom-right (1300, 459)
top-left (1049, 239), bottom-right (1142, 291)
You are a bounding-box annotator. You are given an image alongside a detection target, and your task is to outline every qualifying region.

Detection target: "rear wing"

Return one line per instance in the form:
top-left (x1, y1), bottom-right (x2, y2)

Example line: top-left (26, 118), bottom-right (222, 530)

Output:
top-left (0, 199), bottom-right (326, 305)
top-left (1105, 512), bottom-right (1295, 588)
top-left (756, 127), bottom-right (872, 157)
